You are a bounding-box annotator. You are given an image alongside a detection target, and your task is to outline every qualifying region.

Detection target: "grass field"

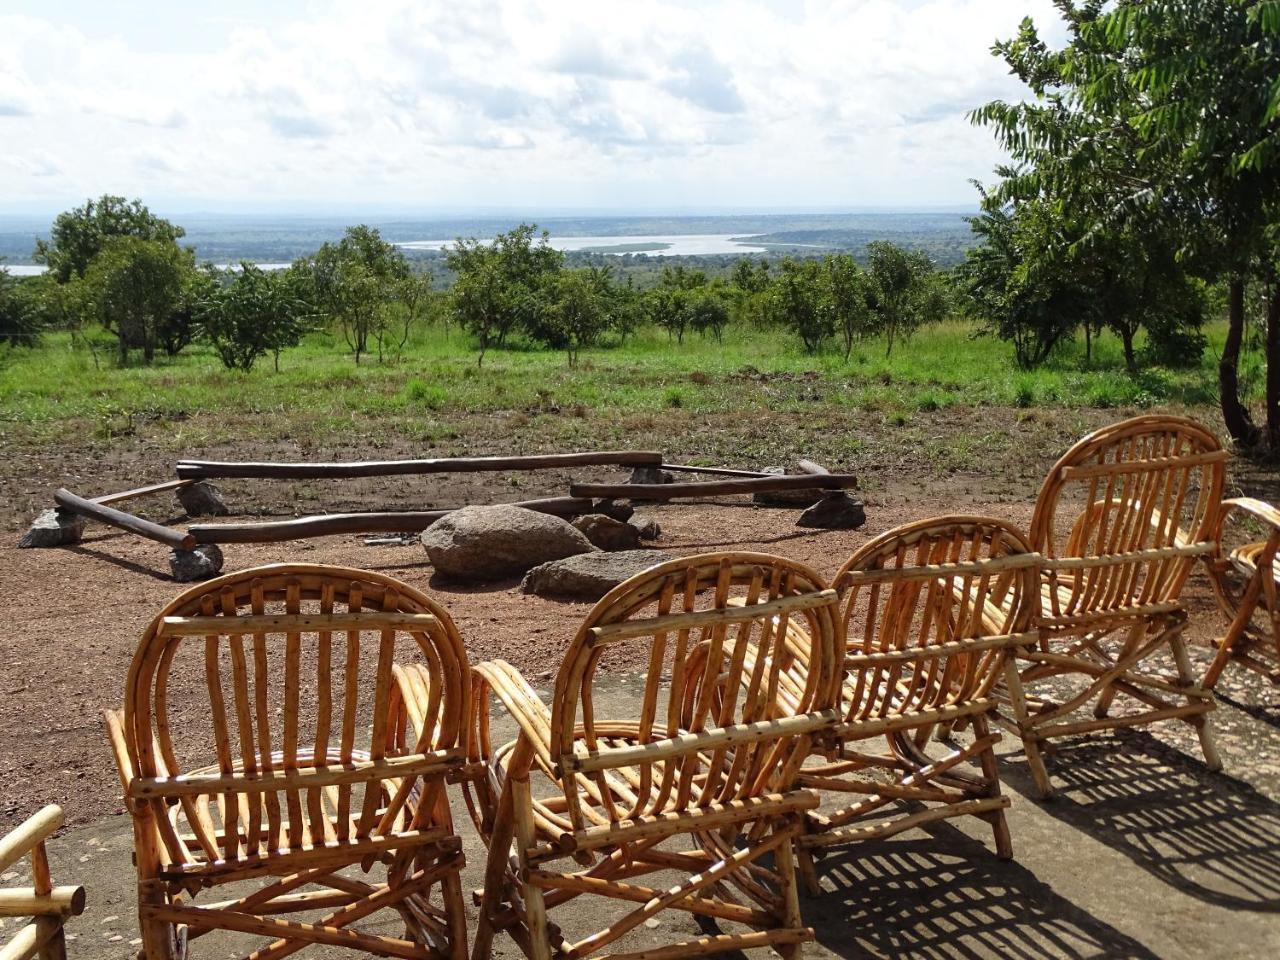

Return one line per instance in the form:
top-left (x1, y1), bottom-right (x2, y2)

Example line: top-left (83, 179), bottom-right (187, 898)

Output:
top-left (0, 318), bottom-right (1248, 525)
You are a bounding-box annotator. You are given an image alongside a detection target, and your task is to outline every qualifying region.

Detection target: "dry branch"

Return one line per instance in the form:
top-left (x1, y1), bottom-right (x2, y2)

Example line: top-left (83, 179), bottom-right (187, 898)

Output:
top-left (176, 451), bottom-right (662, 480)
top-left (570, 473), bottom-right (856, 501)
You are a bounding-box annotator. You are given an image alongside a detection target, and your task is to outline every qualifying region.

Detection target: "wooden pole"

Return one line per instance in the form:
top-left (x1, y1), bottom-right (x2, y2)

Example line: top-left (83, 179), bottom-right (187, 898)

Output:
top-left (53, 489), bottom-right (194, 550)
top-left (175, 451), bottom-right (662, 481)
top-left (92, 479), bottom-right (194, 505)
top-left (659, 464), bottom-right (770, 479)
top-left (189, 497), bottom-right (593, 544)
top-left (569, 474), bottom-right (857, 501)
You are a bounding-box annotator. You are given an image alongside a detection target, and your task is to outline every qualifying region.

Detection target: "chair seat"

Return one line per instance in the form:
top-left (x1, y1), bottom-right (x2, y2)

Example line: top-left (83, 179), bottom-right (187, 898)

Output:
top-left (1231, 541), bottom-right (1280, 586)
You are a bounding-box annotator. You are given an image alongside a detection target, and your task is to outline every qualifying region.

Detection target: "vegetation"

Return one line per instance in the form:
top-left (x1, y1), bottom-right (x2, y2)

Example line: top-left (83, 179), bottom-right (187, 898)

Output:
top-left (967, 0), bottom-right (1280, 450)
top-left (199, 263), bottom-right (308, 371)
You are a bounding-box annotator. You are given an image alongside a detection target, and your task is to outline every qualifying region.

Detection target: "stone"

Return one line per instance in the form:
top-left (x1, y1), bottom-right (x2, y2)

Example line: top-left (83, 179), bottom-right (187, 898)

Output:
top-left (632, 515), bottom-right (661, 540)
top-left (169, 544), bottom-right (225, 582)
top-left (176, 481), bottom-right (230, 517)
top-left (18, 509), bottom-right (85, 548)
top-left (573, 514), bottom-right (642, 551)
top-left (629, 466), bottom-right (675, 485)
top-left (592, 498), bottom-right (635, 522)
top-left (796, 493), bottom-right (867, 530)
top-left (522, 550), bottom-right (674, 600)
top-left (423, 504), bottom-right (595, 582)
top-left (752, 466), bottom-right (828, 507)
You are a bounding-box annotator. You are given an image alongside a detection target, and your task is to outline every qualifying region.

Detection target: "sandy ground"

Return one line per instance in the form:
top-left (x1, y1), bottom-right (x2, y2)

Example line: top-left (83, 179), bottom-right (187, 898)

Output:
top-left (1, 474), bottom-right (1278, 958)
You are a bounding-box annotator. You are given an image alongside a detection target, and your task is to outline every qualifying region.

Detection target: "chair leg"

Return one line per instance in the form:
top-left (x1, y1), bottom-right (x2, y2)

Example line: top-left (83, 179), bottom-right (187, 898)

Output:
top-left (796, 843), bottom-right (822, 898)
top-left (511, 777), bottom-right (552, 960)
top-left (773, 831), bottom-right (805, 960)
top-left (1004, 659), bottom-right (1053, 799)
top-left (1169, 629), bottom-right (1223, 772)
top-left (971, 713), bottom-right (1013, 859)
top-left (441, 867), bottom-right (470, 960)
top-left (472, 789), bottom-right (517, 960)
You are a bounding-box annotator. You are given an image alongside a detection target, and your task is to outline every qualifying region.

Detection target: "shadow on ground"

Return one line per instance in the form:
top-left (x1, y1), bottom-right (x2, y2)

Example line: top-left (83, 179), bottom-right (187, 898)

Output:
top-left (1001, 731), bottom-right (1280, 913)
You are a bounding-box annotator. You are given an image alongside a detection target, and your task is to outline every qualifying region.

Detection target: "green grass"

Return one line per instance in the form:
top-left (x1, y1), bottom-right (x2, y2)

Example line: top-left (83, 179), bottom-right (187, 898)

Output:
top-left (0, 320), bottom-right (1242, 451)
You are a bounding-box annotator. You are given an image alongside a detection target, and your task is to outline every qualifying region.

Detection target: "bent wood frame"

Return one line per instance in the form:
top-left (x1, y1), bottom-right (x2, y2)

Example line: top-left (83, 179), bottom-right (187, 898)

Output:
top-left (0, 805), bottom-right (85, 960)
top-left (103, 563), bottom-right (472, 960)
top-left (1204, 496), bottom-right (1280, 688)
top-left (422, 552), bottom-right (842, 960)
top-left (1004, 414), bottom-right (1225, 798)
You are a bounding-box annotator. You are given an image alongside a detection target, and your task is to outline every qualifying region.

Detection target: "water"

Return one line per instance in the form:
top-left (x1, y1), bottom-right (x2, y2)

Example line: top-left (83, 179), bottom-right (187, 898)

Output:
top-left (2, 262), bottom-right (292, 276)
top-left (398, 233), bottom-right (768, 256)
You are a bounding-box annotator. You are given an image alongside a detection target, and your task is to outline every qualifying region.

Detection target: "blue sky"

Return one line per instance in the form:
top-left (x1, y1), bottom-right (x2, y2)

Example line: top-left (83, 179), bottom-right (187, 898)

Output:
top-left (0, 1), bottom-right (1064, 214)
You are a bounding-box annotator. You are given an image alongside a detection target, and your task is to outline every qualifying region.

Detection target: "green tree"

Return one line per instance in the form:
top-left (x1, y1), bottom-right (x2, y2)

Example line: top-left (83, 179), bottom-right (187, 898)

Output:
top-left (546, 270), bottom-right (608, 366)
top-left (201, 264), bottom-right (308, 371)
top-left (34, 195), bottom-right (184, 283)
top-left (79, 236), bottom-right (193, 364)
top-left (0, 267), bottom-right (42, 348)
top-left (824, 254), bottom-right (873, 360)
top-left (970, 0), bottom-right (1280, 447)
top-left (305, 225), bottom-right (415, 364)
top-left (768, 259), bottom-right (832, 353)
top-left (865, 242), bottom-right (938, 355)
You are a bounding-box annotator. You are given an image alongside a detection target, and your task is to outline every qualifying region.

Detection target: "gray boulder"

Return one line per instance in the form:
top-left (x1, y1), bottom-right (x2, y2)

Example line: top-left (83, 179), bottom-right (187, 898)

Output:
top-left (573, 514), bottom-right (642, 551)
top-left (796, 494), bottom-right (867, 530)
top-left (18, 508), bottom-right (85, 548)
top-left (423, 504), bottom-right (595, 581)
top-left (632, 515), bottom-right (661, 540)
top-left (170, 544), bottom-right (225, 582)
top-left (592, 498), bottom-right (635, 522)
top-left (522, 550), bottom-right (674, 600)
top-left (629, 466), bottom-right (675, 485)
top-left (177, 481), bottom-right (230, 517)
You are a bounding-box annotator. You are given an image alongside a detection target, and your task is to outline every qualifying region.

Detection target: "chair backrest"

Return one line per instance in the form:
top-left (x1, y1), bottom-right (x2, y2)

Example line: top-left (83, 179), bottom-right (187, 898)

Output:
top-left (549, 552), bottom-right (841, 832)
top-left (121, 563), bottom-right (469, 867)
top-left (1029, 415), bottom-right (1226, 622)
top-left (832, 516), bottom-right (1039, 724)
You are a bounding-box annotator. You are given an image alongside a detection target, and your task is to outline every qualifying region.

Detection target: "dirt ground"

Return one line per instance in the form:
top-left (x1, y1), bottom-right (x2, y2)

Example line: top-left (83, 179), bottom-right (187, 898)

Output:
top-left (1, 424), bottom-right (1279, 958)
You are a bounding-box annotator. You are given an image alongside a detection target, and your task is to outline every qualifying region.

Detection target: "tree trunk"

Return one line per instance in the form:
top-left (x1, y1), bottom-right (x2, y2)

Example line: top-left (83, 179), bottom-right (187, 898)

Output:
top-left (1121, 327), bottom-right (1136, 374)
top-left (1084, 322), bottom-right (1092, 364)
top-left (1267, 284), bottom-right (1280, 452)
top-left (1220, 276), bottom-right (1259, 448)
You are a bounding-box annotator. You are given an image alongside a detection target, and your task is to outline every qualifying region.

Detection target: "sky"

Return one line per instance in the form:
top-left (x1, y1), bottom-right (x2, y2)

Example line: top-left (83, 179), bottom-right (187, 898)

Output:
top-left (0, 0), bottom-right (1065, 216)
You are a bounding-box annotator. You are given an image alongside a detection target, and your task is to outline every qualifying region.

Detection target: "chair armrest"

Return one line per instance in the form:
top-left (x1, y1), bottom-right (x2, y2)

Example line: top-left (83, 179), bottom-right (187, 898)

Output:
top-left (470, 659), bottom-right (556, 778)
top-left (102, 709), bottom-right (140, 813)
top-left (1217, 497), bottom-right (1280, 534)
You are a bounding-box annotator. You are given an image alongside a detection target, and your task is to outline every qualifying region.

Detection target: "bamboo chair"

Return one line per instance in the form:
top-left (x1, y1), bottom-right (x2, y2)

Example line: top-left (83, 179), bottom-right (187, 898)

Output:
top-left (0, 805), bottom-right (86, 960)
top-left (1004, 414), bottom-right (1226, 797)
top-left (453, 553), bottom-right (842, 960)
top-left (103, 563), bottom-right (472, 960)
top-left (1204, 497), bottom-right (1280, 688)
top-left (739, 518), bottom-right (1040, 894)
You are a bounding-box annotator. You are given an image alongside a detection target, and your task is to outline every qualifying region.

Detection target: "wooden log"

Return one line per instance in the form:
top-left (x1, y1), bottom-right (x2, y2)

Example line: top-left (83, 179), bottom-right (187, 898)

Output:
top-left (795, 460), bottom-right (830, 476)
top-left (0, 807), bottom-right (63, 875)
top-left (91, 479), bottom-right (193, 505)
top-left (175, 451), bottom-right (662, 481)
top-left (0, 887), bottom-right (85, 918)
top-left (659, 463), bottom-right (769, 478)
top-left (570, 473), bottom-right (857, 501)
top-left (188, 497), bottom-right (593, 544)
top-left (53, 489), bottom-right (194, 551)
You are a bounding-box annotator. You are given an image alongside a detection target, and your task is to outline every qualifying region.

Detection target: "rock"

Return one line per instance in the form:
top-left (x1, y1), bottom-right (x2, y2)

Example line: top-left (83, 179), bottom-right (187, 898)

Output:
top-left (629, 466), bottom-right (675, 485)
top-left (18, 509), bottom-right (85, 548)
top-left (423, 505), bottom-right (595, 581)
top-left (592, 498), bottom-right (635, 522)
top-left (796, 493), bottom-right (867, 530)
top-left (169, 544), bottom-right (225, 582)
top-left (632, 515), bottom-right (661, 540)
top-left (176, 481), bottom-right (230, 517)
top-left (522, 550), bottom-right (674, 600)
top-left (573, 514), bottom-right (642, 551)
top-left (752, 466), bottom-right (828, 507)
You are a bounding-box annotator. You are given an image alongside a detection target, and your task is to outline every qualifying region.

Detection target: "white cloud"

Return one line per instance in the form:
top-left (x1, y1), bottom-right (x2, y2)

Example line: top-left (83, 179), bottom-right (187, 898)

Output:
top-left (0, 0), bottom-right (1065, 210)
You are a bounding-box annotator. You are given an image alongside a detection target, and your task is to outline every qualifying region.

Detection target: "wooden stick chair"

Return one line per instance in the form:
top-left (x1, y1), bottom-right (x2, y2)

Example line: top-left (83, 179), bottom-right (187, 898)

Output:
top-left (749, 518), bottom-right (1040, 894)
top-left (452, 552), bottom-right (842, 960)
top-left (1004, 414), bottom-right (1226, 797)
top-left (1204, 497), bottom-right (1280, 688)
top-left (0, 805), bottom-right (86, 960)
top-left (103, 563), bottom-right (472, 960)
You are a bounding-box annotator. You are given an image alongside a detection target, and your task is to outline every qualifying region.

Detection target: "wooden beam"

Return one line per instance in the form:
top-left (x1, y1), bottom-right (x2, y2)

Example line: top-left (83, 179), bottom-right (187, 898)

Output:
top-left (659, 463), bottom-right (770, 478)
top-left (54, 489), bottom-right (194, 550)
top-left (188, 497), bottom-right (594, 544)
top-left (0, 806), bottom-right (63, 874)
top-left (570, 474), bottom-right (857, 501)
top-left (175, 451), bottom-right (662, 480)
top-left (91, 478), bottom-right (194, 505)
